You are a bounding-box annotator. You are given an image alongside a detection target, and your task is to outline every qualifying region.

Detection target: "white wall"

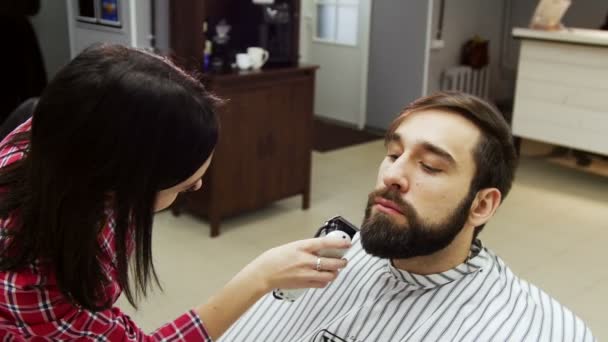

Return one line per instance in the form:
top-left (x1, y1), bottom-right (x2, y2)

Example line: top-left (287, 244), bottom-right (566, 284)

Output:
top-left (30, 1), bottom-right (71, 79)
top-left (298, 0), bottom-right (312, 63)
top-left (562, 0), bottom-right (606, 29)
top-left (427, 0), bottom-right (507, 101)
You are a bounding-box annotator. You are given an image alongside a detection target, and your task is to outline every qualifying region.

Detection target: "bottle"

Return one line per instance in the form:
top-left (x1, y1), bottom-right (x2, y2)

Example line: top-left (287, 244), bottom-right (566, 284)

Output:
top-left (202, 21), bottom-right (212, 71)
top-left (203, 40), bottom-right (212, 72)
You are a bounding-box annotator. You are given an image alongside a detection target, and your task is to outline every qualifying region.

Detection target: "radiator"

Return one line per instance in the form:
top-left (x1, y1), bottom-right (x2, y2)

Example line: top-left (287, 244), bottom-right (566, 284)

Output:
top-left (440, 66), bottom-right (490, 99)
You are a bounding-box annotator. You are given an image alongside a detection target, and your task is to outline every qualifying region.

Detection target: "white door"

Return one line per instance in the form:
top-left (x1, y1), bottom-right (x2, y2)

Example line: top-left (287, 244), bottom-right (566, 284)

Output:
top-left (300, 0), bottom-right (371, 129)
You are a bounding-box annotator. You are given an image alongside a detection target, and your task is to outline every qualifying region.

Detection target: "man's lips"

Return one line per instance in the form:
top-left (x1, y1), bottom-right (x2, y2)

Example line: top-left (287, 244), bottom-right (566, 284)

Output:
top-left (374, 197), bottom-right (404, 216)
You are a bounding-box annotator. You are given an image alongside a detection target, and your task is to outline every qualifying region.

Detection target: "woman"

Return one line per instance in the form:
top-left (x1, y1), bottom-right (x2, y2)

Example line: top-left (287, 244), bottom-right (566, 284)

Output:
top-left (0, 44), bottom-right (349, 340)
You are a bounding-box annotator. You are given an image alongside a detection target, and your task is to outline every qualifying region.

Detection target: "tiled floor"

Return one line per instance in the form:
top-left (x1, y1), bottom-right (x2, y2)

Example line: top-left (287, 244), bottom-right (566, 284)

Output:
top-left (118, 140), bottom-right (608, 340)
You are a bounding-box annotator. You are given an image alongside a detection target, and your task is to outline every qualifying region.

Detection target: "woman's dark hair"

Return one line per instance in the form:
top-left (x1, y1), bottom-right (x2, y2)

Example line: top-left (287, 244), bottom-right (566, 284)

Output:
top-left (0, 44), bottom-right (219, 310)
top-left (387, 91), bottom-right (517, 239)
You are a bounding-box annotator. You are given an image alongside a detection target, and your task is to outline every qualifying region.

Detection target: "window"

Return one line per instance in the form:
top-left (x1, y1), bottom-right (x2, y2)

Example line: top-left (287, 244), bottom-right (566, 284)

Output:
top-left (315, 0), bottom-right (359, 46)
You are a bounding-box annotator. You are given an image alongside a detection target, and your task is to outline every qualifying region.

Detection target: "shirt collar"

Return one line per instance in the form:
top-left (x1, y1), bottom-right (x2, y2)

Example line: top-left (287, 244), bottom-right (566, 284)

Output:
top-left (386, 239), bottom-right (492, 289)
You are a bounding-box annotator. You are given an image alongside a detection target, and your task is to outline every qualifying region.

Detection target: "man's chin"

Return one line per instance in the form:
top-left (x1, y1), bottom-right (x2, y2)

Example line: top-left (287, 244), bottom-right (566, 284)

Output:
top-left (370, 209), bottom-right (409, 227)
top-left (360, 236), bottom-right (414, 260)
top-left (361, 217), bottom-right (413, 259)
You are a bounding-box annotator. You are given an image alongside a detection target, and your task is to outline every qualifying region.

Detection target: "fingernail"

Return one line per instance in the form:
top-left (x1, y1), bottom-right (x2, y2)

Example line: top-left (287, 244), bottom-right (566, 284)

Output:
top-left (342, 258), bottom-right (348, 262)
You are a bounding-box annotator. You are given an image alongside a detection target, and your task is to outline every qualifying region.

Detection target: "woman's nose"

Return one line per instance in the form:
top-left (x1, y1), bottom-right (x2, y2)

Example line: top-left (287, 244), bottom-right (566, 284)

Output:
top-left (191, 179), bottom-right (203, 192)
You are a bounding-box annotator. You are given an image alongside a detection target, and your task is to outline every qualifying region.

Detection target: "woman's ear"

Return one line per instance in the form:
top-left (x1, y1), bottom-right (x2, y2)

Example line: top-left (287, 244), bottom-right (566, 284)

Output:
top-left (468, 188), bottom-right (501, 228)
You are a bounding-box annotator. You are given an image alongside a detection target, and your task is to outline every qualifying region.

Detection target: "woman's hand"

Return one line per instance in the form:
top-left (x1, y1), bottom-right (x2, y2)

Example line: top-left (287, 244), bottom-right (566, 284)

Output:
top-left (196, 236), bottom-right (350, 340)
top-left (243, 236), bottom-right (351, 293)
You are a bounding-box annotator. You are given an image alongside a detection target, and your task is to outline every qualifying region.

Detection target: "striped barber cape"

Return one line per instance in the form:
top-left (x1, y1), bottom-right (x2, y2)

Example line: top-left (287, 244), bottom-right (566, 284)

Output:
top-left (221, 234), bottom-right (595, 342)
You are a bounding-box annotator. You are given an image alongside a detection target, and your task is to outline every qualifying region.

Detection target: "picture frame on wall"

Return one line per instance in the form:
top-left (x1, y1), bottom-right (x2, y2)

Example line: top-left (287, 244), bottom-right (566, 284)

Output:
top-left (76, 0), bottom-right (121, 28)
top-left (99, 0), bottom-right (121, 27)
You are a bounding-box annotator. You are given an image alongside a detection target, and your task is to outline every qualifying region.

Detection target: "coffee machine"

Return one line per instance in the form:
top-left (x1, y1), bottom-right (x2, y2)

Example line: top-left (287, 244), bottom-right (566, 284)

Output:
top-left (256, 1), bottom-right (299, 67)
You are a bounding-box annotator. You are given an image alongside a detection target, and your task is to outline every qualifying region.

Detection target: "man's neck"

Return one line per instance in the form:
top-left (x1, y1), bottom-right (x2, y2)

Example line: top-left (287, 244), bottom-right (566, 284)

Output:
top-left (391, 227), bottom-right (474, 275)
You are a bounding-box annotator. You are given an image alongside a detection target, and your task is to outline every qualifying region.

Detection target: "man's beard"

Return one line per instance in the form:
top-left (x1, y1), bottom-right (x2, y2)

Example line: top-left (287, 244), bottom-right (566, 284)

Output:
top-left (360, 187), bottom-right (476, 259)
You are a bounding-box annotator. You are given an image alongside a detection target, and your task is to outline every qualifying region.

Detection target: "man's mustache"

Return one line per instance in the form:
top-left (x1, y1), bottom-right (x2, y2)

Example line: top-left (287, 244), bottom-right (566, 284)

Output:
top-left (367, 188), bottom-right (417, 218)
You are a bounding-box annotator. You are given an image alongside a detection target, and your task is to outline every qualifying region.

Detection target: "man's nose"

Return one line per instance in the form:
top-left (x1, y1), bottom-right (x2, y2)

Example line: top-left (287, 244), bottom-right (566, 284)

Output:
top-left (382, 161), bottom-right (409, 193)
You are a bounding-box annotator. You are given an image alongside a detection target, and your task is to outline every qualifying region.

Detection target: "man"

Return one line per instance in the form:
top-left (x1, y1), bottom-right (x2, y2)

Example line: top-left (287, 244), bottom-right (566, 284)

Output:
top-left (220, 92), bottom-right (595, 341)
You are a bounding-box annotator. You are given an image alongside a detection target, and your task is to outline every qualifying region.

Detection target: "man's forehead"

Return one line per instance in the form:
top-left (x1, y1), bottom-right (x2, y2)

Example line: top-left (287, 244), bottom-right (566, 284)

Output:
top-left (393, 109), bottom-right (479, 137)
top-left (390, 110), bottom-right (481, 160)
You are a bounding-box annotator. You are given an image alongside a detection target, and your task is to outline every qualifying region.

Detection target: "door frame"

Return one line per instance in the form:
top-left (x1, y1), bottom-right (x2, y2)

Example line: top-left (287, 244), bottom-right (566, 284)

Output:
top-left (356, 0), bottom-right (371, 129)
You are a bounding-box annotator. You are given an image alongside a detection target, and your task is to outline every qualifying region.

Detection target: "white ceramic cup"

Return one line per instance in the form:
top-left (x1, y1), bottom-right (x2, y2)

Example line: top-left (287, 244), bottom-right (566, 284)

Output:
top-left (236, 53), bottom-right (252, 70)
top-left (247, 47), bottom-right (269, 69)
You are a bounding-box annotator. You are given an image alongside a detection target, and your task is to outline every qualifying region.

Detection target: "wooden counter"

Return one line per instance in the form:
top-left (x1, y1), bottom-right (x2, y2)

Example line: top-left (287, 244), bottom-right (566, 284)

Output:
top-left (511, 28), bottom-right (608, 156)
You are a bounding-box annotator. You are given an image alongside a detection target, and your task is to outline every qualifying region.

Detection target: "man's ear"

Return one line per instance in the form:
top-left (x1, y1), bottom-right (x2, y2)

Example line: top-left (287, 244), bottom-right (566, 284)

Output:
top-left (468, 188), bottom-right (501, 227)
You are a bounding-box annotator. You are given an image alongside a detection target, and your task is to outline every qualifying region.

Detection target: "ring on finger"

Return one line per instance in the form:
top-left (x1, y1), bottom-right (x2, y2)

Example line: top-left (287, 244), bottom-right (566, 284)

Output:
top-left (315, 257), bottom-right (322, 271)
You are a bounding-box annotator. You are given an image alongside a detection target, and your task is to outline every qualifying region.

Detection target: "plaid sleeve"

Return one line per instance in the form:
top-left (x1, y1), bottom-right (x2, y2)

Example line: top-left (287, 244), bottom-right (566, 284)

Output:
top-left (0, 273), bottom-right (211, 341)
top-left (0, 117), bottom-right (32, 169)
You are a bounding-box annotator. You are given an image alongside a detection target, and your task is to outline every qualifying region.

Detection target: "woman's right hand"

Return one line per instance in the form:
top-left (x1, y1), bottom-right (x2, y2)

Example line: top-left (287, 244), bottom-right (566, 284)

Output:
top-left (196, 236), bottom-right (351, 340)
top-left (242, 236), bottom-right (351, 293)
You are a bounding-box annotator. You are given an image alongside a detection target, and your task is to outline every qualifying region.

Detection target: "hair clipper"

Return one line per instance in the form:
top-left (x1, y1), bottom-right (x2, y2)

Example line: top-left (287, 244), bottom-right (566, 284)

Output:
top-left (273, 216), bottom-right (359, 302)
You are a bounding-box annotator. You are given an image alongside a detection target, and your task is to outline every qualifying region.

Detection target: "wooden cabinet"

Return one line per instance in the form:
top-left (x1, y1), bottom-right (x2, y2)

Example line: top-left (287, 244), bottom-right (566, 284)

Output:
top-left (168, 0), bottom-right (312, 236)
top-left (172, 66), bottom-right (317, 236)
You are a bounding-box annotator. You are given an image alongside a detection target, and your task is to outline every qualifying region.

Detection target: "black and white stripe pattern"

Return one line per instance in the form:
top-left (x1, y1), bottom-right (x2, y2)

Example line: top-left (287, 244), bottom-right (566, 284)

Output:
top-left (221, 235), bottom-right (595, 342)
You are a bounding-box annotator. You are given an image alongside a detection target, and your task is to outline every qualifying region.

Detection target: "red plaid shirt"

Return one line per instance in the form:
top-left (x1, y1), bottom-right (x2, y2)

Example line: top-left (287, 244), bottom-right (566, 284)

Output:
top-left (0, 119), bottom-right (211, 341)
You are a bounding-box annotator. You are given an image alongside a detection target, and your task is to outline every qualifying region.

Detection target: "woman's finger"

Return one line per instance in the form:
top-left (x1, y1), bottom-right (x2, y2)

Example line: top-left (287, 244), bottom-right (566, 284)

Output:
top-left (312, 256), bottom-right (347, 272)
top-left (300, 236), bottom-right (351, 253)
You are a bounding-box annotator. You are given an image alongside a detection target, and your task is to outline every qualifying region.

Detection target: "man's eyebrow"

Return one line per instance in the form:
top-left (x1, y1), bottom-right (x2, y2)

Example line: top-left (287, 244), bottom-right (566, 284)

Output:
top-left (384, 132), bottom-right (402, 146)
top-left (385, 133), bottom-right (457, 167)
top-left (420, 141), bottom-right (457, 166)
